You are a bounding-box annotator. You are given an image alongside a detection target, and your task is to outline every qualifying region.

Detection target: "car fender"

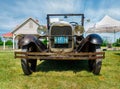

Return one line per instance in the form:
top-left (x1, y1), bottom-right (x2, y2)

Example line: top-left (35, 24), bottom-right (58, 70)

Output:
top-left (76, 34), bottom-right (102, 52)
top-left (86, 34), bottom-right (103, 45)
top-left (19, 35), bottom-right (37, 46)
top-left (18, 35), bottom-right (47, 51)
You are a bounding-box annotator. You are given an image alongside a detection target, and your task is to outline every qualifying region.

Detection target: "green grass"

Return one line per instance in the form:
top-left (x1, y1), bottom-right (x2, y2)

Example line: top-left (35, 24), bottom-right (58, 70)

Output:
top-left (0, 50), bottom-right (120, 89)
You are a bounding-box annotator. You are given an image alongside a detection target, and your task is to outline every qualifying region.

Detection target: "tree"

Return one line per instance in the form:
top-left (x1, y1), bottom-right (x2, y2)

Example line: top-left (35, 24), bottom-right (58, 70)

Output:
top-left (113, 38), bottom-right (120, 47)
top-left (101, 39), bottom-right (108, 47)
top-left (0, 37), bottom-right (3, 45)
top-left (5, 40), bottom-right (13, 45)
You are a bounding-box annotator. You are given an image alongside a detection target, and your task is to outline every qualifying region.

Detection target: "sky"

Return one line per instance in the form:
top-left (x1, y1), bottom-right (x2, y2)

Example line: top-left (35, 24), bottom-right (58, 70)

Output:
top-left (0, 0), bottom-right (120, 42)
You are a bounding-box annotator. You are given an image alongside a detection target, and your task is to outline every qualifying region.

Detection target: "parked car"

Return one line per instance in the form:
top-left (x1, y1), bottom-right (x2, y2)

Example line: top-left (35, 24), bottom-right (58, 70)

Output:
top-left (15, 14), bottom-right (105, 75)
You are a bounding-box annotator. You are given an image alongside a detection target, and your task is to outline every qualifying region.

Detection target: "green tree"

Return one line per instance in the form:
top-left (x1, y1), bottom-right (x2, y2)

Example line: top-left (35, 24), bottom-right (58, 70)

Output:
top-left (0, 37), bottom-right (3, 45)
top-left (113, 38), bottom-right (120, 47)
top-left (5, 40), bottom-right (13, 45)
top-left (101, 39), bottom-right (108, 47)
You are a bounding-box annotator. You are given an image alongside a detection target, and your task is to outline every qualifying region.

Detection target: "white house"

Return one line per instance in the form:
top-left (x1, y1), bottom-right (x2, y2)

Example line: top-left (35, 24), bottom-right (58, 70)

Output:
top-left (12, 18), bottom-right (42, 49)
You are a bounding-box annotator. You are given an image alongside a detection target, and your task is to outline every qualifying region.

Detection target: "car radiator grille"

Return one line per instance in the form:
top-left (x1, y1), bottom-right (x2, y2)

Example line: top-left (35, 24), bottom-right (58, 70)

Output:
top-left (50, 26), bottom-right (72, 48)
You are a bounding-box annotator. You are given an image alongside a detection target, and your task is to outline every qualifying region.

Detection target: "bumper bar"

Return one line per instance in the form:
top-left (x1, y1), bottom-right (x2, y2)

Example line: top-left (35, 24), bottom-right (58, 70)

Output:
top-left (15, 51), bottom-right (105, 60)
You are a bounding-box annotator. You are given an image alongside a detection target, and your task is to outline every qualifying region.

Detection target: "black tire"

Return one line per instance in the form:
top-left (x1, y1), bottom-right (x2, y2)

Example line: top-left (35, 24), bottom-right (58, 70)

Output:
top-left (21, 46), bottom-right (37, 75)
top-left (93, 58), bottom-right (102, 75)
top-left (88, 45), bottom-right (102, 75)
top-left (88, 60), bottom-right (95, 71)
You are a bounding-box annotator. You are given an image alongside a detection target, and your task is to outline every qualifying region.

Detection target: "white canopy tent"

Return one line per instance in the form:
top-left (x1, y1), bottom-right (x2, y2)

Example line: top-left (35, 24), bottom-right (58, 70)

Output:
top-left (86, 15), bottom-right (120, 42)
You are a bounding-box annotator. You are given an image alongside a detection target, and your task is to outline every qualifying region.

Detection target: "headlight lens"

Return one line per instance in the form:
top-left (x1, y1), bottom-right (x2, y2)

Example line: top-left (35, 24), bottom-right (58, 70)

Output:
top-left (74, 25), bottom-right (84, 36)
top-left (37, 26), bottom-right (47, 36)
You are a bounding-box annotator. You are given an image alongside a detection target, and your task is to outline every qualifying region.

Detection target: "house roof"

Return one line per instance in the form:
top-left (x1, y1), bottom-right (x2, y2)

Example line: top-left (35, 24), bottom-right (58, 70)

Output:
top-left (2, 32), bottom-right (13, 38)
top-left (12, 18), bottom-right (41, 34)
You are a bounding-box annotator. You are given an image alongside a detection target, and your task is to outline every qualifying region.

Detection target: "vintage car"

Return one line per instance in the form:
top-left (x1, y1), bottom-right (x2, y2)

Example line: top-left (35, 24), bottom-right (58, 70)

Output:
top-left (15, 14), bottom-right (105, 75)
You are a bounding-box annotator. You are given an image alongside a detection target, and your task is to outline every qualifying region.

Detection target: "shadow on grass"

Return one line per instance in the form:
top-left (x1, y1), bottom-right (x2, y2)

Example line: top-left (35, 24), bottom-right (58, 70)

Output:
top-left (114, 53), bottom-right (120, 56)
top-left (36, 60), bottom-right (89, 73)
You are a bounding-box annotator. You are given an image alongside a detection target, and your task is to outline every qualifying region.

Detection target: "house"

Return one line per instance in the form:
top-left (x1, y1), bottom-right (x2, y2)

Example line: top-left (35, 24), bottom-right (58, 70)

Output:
top-left (12, 18), bottom-right (42, 49)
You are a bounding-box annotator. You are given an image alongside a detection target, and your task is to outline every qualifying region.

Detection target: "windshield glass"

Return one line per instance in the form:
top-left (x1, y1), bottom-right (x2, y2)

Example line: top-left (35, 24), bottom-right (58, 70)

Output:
top-left (50, 16), bottom-right (82, 25)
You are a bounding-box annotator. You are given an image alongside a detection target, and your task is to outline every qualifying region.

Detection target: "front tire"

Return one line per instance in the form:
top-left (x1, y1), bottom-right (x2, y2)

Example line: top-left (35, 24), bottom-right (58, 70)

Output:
top-left (88, 45), bottom-right (102, 75)
top-left (21, 46), bottom-right (37, 75)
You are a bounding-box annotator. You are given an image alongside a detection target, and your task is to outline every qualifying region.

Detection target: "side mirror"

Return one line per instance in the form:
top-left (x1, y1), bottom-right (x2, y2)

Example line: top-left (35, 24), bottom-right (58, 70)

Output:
top-left (37, 26), bottom-right (47, 36)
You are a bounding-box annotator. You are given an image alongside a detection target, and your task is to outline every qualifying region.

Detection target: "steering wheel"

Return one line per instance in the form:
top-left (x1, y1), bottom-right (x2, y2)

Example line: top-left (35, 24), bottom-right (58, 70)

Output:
top-left (70, 22), bottom-right (78, 26)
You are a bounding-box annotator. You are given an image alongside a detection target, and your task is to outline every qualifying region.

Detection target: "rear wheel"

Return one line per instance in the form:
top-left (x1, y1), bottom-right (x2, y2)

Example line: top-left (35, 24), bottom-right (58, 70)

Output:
top-left (21, 45), bottom-right (37, 75)
top-left (88, 45), bottom-right (102, 75)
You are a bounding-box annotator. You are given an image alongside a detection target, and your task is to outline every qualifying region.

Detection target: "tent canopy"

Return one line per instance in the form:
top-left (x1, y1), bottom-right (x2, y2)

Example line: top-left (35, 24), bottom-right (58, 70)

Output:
top-left (87, 15), bottom-right (120, 33)
top-left (96, 15), bottom-right (120, 27)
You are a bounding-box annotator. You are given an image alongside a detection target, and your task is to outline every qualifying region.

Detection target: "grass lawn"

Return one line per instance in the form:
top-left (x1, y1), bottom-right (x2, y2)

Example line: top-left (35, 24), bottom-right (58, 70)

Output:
top-left (0, 50), bottom-right (120, 89)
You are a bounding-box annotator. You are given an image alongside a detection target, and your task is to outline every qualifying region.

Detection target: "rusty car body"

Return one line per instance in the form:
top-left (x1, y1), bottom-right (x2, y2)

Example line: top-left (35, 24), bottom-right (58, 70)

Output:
top-left (15, 14), bottom-right (105, 75)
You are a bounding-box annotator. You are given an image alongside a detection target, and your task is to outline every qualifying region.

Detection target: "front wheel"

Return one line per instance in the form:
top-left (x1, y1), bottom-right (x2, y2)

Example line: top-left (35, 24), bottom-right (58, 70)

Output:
top-left (88, 45), bottom-right (102, 75)
top-left (21, 46), bottom-right (37, 75)
top-left (92, 58), bottom-right (102, 75)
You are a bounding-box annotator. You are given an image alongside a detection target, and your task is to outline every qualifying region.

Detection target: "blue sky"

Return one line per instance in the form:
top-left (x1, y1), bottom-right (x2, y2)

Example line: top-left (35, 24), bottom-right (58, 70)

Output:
top-left (0, 0), bottom-right (120, 42)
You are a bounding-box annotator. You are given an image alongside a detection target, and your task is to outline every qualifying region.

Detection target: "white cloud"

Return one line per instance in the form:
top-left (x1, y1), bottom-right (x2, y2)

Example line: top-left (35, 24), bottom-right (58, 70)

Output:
top-left (0, 0), bottom-right (84, 32)
top-left (0, 0), bottom-right (81, 33)
top-left (107, 8), bottom-right (120, 19)
top-left (9, 0), bottom-right (78, 17)
top-left (0, 0), bottom-right (120, 41)
top-left (42, 0), bottom-right (76, 13)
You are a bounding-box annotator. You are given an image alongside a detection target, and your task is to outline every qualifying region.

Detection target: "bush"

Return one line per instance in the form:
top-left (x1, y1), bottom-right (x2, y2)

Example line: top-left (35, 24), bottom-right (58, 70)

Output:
top-left (101, 40), bottom-right (108, 47)
top-left (5, 40), bottom-right (13, 45)
top-left (112, 43), bottom-right (120, 47)
top-left (42, 39), bottom-right (48, 45)
top-left (0, 37), bottom-right (3, 45)
top-left (0, 41), bottom-right (3, 45)
top-left (112, 38), bottom-right (120, 47)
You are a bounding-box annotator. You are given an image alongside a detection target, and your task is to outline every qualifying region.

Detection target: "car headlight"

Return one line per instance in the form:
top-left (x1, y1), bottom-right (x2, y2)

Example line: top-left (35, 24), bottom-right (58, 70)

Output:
top-left (37, 26), bottom-right (47, 36)
top-left (74, 25), bottom-right (84, 36)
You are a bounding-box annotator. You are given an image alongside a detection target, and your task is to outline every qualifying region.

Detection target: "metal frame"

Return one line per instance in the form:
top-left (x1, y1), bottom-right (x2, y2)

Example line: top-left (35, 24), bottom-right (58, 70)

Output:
top-left (46, 14), bottom-right (84, 29)
top-left (15, 51), bottom-right (105, 60)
